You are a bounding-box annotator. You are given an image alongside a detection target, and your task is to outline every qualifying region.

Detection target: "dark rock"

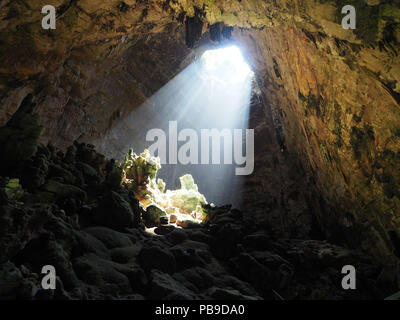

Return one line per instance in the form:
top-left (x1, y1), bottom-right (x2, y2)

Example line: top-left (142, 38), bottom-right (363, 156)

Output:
top-left (283, 240), bottom-right (372, 269)
top-left (251, 251), bottom-right (294, 289)
top-left (173, 267), bottom-right (215, 291)
top-left (0, 262), bottom-right (23, 298)
top-left (187, 230), bottom-right (214, 245)
top-left (21, 152), bottom-right (49, 189)
top-left (76, 162), bottom-right (103, 185)
top-left (154, 225), bottom-right (175, 235)
top-left (159, 216), bottom-right (169, 225)
top-left (58, 197), bottom-right (78, 216)
top-left (72, 253), bottom-right (132, 295)
top-left (211, 213), bottom-right (236, 227)
top-left (76, 143), bottom-right (106, 169)
top-left (0, 94), bottom-right (43, 174)
top-left (17, 278), bottom-right (40, 299)
top-left (16, 237), bottom-right (81, 291)
top-left (243, 232), bottom-right (271, 250)
top-left (0, 203), bottom-right (52, 263)
top-left (127, 192), bottom-right (142, 227)
top-left (54, 276), bottom-right (73, 300)
top-left (124, 266), bottom-right (148, 293)
top-left (84, 226), bottom-right (134, 249)
top-left (42, 179), bottom-right (86, 202)
top-left (48, 163), bottom-right (76, 185)
top-left (231, 253), bottom-right (272, 297)
top-left (377, 265), bottom-right (398, 294)
top-left (95, 191), bottom-right (134, 231)
top-left (176, 220), bottom-right (202, 229)
top-left (206, 287), bottom-right (261, 300)
top-left (122, 293), bottom-right (145, 300)
top-left (105, 161), bottom-right (124, 190)
top-left (64, 145), bottom-right (77, 163)
top-left (171, 273), bottom-right (201, 293)
top-left (167, 229), bottom-right (188, 245)
top-left (73, 230), bottom-right (110, 259)
top-left (77, 203), bottom-right (97, 227)
top-left (171, 242), bottom-right (208, 270)
top-left (149, 270), bottom-right (196, 299)
top-left (35, 288), bottom-right (55, 300)
top-left (214, 275), bottom-right (260, 297)
top-left (172, 240), bottom-right (210, 252)
top-left (110, 245), bottom-right (142, 264)
top-left (139, 246), bottom-right (176, 274)
top-left (211, 223), bottom-right (243, 259)
top-left (163, 291), bottom-right (197, 300)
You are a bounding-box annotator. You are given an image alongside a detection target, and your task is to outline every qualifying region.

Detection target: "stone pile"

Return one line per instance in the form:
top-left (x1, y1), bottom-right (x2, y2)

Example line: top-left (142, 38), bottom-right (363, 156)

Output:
top-left (0, 97), bottom-right (398, 299)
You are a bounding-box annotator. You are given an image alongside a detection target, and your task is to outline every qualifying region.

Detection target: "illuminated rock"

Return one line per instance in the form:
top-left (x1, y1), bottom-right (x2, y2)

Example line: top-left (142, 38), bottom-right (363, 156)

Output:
top-left (120, 149), bottom-right (208, 222)
top-left (169, 214), bottom-right (178, 224)
top-left (4, 178), bottom-right (24, 201)
top-left (144, 204), bottom-right (167, 227)
top-left (180, 174), bottom-right (198, 191)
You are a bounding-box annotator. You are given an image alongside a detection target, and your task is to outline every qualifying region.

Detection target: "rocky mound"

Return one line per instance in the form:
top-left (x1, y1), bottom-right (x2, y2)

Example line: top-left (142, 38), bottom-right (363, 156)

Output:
top-left (0, 96), bottom-right (398, 300)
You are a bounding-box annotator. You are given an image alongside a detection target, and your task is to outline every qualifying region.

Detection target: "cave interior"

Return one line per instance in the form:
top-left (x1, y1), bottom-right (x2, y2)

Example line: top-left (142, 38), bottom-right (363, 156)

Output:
top-left (1, 0), bottom-right (400, 300)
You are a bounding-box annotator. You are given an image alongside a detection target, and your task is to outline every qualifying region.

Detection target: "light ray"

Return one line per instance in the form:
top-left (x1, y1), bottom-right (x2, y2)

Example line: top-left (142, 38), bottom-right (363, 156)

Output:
top-left (96, 44), bottom-right (254, 208)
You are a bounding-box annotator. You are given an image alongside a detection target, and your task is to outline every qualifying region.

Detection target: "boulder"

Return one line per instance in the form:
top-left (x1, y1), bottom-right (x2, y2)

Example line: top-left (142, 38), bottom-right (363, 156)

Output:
top-left (167, 229), bottom-right (188, 245)
top-left (173, 267), bottom-right (215, 291)
top-left (0, 262), bottom-right (23, 298)
top-left (231, 253), bottom-right (272, 295)
top-left (110, 245), bottom-right (142, 264)
top-left (42, 179), bottom-right (86, 202)
top-left (159, 216), bottom-right (169, 225)
top-left (170, 241), bottom-right (208, 270)
top-left (76, 162), bottom-right (103, 185)
top-left (143, 205), bottom-right (167, 227)
top-left (95, 191), bottom-right (134, 231)
top-left (149, 270), bottom-right (196, 299)
top-left (84, 226), bottom-right (134, 249)
top-left (139, 246), bottom-right (176, 274)
top-left (243, 232), bottom-right (271, 250)
top-left (72, 253), bottom-right (132, 294)
top-left (48, 163), bottom-right (76, 185)
top-left (73, 230), bottom-right (110, 259)
top-left (154, 225), bottom-right (175, 236)
top-left (187, 230), bottom-right (214, 245)
top-left (0, 95), bottom-right (43, 174)
top-left (206, 287), bottom-right (261, 300)
top-left (177, 219), bottom-right (202, 229)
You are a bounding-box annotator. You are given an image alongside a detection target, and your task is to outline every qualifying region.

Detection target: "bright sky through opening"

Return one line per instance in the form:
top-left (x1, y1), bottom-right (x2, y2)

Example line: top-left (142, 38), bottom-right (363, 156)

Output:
top-left (200, 46), bottom-right (254, 86)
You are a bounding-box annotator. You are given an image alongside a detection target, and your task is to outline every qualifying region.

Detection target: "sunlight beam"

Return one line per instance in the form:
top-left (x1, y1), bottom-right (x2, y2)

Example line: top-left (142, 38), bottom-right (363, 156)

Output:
top-left (96, 44), bottom-right (255, 208)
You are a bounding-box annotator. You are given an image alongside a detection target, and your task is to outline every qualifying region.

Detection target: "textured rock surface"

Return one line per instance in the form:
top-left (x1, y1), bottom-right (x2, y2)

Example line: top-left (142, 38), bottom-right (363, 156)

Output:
top-left (0, 115), bottom-right (398, 300)
top-left (0, 1), bottom-right (400, 263)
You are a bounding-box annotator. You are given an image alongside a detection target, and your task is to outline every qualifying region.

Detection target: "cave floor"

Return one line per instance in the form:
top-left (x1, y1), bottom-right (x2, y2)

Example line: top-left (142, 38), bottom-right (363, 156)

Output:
top-left (0, 138), bottom-right (396, 300)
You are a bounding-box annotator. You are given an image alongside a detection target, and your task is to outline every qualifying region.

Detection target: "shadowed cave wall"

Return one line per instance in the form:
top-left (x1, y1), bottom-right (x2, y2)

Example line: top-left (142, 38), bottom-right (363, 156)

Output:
top-left (1, 0), bottom-right (400, 264)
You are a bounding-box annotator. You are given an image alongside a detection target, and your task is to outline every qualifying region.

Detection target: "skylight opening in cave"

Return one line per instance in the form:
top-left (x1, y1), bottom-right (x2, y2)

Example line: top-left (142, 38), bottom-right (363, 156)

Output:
top-left (199, 45), bottom-right (254, 86)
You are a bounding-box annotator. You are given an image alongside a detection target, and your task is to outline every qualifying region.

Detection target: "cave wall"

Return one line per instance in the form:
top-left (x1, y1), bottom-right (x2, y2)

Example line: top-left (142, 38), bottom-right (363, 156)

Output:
top-left (0, 0), bottom-right (193, 148)
top-left (226, 1), bottom-right (400, 262)
top-left (1, 0), bottom-right (400, 261)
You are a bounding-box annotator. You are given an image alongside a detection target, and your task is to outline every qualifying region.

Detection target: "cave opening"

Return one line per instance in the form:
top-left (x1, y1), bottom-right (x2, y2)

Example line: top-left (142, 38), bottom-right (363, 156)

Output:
top-left (199, 45), bottom-right (254, 86)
